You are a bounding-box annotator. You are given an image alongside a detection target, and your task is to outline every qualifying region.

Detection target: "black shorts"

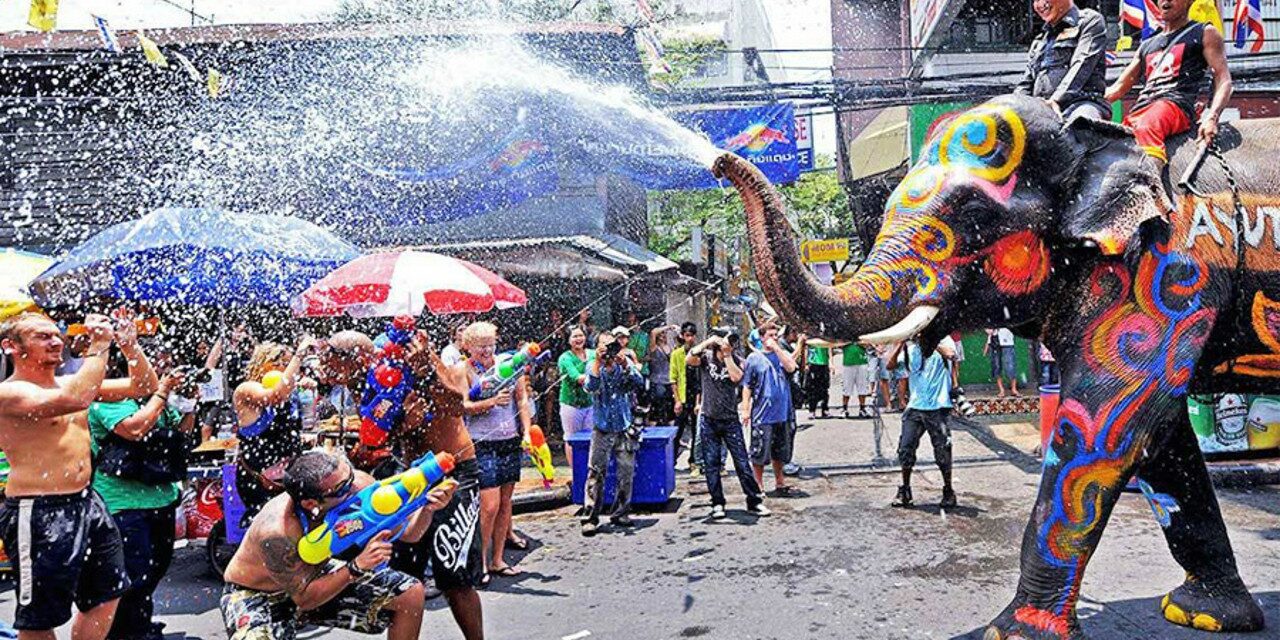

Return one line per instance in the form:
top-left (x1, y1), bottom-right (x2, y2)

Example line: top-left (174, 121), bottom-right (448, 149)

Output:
top-left (0, 489), bottom-right (131, 630)
top-left (390, 458), bottom-right (485, 590)
top-left (474, 437), bottom-right (523, 489)
top-left (749, 421), bottom-right (791, 466)
top-left (898, 408), bottom-right (953, 470)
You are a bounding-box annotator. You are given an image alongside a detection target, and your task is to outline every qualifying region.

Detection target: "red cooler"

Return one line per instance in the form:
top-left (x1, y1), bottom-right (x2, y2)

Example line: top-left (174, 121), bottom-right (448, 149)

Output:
top-left (1039, 384), bottom-right (1060, 450)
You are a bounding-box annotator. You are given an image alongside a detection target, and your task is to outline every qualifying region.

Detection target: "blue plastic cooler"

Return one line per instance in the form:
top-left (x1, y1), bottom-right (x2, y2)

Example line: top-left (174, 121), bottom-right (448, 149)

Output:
top-left (568, 426), bottom-right (676, 506)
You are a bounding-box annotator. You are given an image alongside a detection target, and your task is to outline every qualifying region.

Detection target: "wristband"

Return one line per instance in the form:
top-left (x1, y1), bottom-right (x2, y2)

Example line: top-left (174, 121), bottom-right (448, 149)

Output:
top-left (345, 558), bottom-right (372, 581)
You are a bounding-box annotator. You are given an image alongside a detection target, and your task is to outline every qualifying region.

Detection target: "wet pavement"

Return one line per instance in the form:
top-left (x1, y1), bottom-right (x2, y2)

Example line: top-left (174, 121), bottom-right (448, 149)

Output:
top-left (2, 410), bottom-right (1278, 640)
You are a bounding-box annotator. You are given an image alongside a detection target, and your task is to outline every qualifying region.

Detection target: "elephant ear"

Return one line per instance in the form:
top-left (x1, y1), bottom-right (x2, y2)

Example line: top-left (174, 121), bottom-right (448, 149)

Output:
top-left (1057, 116), bottom-right (1173, 255)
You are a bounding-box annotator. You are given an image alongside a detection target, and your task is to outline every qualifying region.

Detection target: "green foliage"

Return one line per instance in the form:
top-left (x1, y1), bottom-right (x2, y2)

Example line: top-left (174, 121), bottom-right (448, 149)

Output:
top-left (649, 157), bottom-right (855, 261)
top-left (649, 36), bottom-right (728, 89)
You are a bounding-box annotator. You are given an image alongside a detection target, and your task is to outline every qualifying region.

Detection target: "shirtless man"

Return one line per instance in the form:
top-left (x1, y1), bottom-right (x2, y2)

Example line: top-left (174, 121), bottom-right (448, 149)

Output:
top-left (221, 450), bottom-right (457, 640)
top-left (324, 328), bottom-right (486, 640)
top-left (0, 311), bottom-right (159, 640)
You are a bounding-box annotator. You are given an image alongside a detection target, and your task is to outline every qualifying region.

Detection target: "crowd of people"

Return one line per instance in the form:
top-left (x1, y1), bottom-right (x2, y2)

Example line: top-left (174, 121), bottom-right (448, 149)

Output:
top-left (0, 303), bottom-right (1054, 640)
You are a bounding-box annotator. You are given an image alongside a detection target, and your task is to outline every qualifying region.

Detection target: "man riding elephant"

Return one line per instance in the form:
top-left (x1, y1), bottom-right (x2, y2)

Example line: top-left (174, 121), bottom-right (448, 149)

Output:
top-left (715, 92), bottom-right (1276, 638)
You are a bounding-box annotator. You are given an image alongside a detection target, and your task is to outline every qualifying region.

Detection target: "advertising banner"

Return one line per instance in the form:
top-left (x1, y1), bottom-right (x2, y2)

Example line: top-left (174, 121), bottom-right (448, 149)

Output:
top-left (602, 102), bottom-right (800, 190)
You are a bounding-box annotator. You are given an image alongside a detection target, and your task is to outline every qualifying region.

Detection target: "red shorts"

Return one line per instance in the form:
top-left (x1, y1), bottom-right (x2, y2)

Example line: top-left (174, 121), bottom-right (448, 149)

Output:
top-left (1122, 99), bottom-right (1192, 163)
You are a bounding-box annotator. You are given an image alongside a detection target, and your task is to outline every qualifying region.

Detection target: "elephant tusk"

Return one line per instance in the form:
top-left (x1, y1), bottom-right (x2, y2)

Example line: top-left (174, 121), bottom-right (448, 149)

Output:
top-left (858, 306), bottom-right (940, 345)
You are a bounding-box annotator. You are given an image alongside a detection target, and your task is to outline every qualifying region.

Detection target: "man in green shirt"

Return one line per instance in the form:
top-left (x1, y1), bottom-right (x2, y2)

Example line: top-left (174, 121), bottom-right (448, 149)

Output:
top-left (624, 312), bottom-right (649, 374)
top-left (803, 342), bottom-right (831, 419)
top-left (88, 369), bottom-right (197, 640)
top-left (839, 344), bottom-right (875, 419)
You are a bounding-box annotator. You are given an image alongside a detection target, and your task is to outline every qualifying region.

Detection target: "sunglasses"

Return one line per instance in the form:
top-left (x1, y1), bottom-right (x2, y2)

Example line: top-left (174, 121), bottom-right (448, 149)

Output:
top-left (321, 468), bottom-right (357, 501)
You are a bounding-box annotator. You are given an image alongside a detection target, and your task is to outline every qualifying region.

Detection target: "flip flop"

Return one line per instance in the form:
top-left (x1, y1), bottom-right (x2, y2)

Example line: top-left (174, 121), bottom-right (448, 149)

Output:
top-left (489, 565), bottom-right (522, 577)
top-left (507, 536), bottom-right (529, 551)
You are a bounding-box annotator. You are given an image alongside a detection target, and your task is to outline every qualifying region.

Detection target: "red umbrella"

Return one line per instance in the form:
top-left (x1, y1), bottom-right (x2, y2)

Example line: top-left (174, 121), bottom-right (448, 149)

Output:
top-left (293, 250), bottom-right (527, 317)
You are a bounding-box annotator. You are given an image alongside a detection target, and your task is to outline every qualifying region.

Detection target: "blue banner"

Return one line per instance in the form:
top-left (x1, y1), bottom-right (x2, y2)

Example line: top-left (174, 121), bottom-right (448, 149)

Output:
top-left (355, 102), bottom-right (800, 226)
top-left (674, 103), bottom-right (800, 188)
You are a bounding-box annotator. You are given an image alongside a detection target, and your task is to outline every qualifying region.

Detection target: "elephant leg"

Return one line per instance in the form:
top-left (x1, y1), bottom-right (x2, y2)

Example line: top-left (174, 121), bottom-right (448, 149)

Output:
top-left (983, 395), bottom-right (1156, 640)
top-left (1136, 415), bottom-right (1265, 633)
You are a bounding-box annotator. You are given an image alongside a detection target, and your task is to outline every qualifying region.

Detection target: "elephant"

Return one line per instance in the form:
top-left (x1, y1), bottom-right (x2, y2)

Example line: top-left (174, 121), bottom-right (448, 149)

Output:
top-left (713, 94), bottom-right (1278, 639)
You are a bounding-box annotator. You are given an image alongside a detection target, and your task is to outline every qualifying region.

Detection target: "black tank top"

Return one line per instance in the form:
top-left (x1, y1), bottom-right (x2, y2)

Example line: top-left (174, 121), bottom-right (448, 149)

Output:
top-left (240, 398), bottom-right (304, 472)
top-left (1134, 22), bottom-right (1209, 120)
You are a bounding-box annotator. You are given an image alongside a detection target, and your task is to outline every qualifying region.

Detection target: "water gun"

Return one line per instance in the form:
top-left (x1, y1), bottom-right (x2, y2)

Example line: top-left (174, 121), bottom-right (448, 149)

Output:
top-left (468, 342), bottom-right (549, 402)
top-left (360, 316), bottom-right (420, 448)
top-left (523, 425), bottom-right (554, 488)
top-left (297, 450), bottom-right (456, 566)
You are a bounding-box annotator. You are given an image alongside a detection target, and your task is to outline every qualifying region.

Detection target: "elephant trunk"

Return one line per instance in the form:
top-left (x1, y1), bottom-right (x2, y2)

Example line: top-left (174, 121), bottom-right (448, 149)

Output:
top-left (712, 152), bottom-right (929, 342)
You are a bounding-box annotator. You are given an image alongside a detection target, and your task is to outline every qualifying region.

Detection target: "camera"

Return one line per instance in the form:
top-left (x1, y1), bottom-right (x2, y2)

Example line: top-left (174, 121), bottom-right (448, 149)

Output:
top-left (604, 340), bottom-right (623, 360)
top-left (173, 365), bottom-right (213, 397)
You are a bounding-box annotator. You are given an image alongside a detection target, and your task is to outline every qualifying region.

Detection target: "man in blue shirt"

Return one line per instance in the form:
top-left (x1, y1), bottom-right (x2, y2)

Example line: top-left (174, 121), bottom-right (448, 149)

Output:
top-left (885, 336), bottom-right (958, 509)
top-left (741, 320), bottom-right (800, 502)
top-left (581, 332), bottom-right (645, 536)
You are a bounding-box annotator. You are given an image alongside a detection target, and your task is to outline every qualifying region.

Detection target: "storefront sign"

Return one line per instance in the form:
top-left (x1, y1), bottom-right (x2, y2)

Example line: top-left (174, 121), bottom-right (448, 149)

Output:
top-left (795, 110), bottom-right (814, 172)
top-left (801, 238), bottom-right (850, 264)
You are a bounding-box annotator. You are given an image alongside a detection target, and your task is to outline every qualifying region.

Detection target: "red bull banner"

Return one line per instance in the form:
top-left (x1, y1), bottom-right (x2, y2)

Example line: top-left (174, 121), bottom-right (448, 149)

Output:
top-left (673, 103), bottom-right (800, 189)
top-left (586, 103), bottom-right (801, 190)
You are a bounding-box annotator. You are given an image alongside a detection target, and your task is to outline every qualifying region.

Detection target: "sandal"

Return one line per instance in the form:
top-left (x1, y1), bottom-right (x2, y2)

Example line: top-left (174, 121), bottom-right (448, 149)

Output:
top-left (489, 564), bottom-right (522, 577)
top-left (507, 535), bottom-right (529, 551)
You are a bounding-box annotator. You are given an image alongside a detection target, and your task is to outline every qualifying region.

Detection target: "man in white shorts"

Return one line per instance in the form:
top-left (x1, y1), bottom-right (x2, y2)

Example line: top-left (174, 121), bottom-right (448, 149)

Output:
top-left (839, 343), bottom-right (875, 419)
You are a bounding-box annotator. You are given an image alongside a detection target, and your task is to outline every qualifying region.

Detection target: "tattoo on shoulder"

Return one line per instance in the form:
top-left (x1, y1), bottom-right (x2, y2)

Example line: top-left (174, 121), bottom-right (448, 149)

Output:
top-left (261, 535), bottom-right (319, 590)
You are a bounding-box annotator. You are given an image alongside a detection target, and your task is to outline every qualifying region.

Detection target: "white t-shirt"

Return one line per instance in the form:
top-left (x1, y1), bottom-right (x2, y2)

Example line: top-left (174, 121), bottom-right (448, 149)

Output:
top-left (996, 328), bottom-right (1015, 347)
top-left (440, 343), bottom-right (465, 366)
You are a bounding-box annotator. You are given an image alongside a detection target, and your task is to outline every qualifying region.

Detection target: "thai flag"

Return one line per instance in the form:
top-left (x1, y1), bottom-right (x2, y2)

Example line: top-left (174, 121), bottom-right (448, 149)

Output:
top-left (1105, 50), bottom-right (1119, 66)
top-left (1233, 0), bottom-right (1265, 52)
top-left (92, 15), bottom-right (119, 53)
top-left (1122, 0), bottom-right (1163, 38)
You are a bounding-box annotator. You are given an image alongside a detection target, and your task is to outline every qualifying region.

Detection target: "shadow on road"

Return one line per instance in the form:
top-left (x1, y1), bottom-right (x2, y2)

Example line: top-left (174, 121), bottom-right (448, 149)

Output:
top-left (951, 415), bottom-right (1043, 475)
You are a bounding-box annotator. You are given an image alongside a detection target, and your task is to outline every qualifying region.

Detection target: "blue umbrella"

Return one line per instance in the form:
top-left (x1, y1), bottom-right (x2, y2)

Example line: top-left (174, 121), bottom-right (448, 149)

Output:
top-left (31, 208), bottom-right (360, 307)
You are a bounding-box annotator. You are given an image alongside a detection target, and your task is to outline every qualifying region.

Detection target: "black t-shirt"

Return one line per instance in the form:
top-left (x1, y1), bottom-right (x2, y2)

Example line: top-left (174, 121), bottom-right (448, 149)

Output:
top-left (698, 353), bottom-right (742, 421)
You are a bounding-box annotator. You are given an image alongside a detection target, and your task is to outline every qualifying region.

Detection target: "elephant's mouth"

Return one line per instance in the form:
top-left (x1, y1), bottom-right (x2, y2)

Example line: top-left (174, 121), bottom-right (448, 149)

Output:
top-left (858, 305), bottom-right (941, 345)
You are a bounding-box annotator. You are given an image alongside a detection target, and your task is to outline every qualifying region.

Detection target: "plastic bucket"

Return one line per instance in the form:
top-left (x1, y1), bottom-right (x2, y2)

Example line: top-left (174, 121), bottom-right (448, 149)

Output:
top-left (1187, 395), bottom-right (1215, 438)
top-left (1039, 384), bottom-right (1060, 450)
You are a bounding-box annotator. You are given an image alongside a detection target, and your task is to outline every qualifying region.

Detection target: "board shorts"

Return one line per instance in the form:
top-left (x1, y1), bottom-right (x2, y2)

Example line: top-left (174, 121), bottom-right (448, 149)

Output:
top-left (750, 421), bottom-right (792, 466)
top-left (0, 489), bottom-right (130, 630)
top-left (1123, 98), bottom-right (1193, 163)
top-left (475, 437), bottom-right (523, 489)
top-left (390, 457), bottom-right (485, 590)
top-left (220, 560), bottom-right (419, 639)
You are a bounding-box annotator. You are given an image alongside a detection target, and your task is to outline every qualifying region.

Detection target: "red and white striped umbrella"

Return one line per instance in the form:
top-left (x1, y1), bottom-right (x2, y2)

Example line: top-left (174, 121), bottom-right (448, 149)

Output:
top-left (293, 250), bottom-right (527, 317)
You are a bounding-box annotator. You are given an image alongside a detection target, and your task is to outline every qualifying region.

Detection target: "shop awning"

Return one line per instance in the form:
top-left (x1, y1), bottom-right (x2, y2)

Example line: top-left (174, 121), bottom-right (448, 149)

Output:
top-left (847, 107), bottom-right (909, 181)
top-left (420, 233), bottom-right (679, 282)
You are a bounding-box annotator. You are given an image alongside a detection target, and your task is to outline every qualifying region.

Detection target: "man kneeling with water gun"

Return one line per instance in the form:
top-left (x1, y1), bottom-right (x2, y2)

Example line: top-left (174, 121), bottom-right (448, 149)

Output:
top-left (221, 450), bottom-right (457, 640)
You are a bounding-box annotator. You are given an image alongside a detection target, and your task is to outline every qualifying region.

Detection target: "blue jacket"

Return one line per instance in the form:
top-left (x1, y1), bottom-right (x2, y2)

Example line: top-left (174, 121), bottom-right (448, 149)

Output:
top-left (585, 363), bottom-right (644, 432)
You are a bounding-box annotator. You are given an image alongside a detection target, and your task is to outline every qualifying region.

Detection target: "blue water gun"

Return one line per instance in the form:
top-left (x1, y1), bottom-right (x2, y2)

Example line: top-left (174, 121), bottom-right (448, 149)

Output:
top-left (296, 451), bottom-right (456, 565)
top-left (468, 342), bottom-right (549, 401)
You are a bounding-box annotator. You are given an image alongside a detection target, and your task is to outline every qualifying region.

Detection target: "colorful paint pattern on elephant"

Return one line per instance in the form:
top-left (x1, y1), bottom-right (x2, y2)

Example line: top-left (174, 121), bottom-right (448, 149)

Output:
top-left (842, 103), bottom-right (1030, 306)
top-left (1036, 241), bottom-right (1215, 620)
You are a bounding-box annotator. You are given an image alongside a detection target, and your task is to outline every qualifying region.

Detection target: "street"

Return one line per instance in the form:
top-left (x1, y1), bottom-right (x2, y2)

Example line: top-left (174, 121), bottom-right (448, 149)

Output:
top-left (3, 411), bottom-right (1278, 640)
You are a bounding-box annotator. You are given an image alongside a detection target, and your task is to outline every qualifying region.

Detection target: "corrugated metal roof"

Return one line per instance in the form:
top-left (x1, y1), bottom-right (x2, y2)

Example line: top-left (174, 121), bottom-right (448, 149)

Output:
top-left (419, 233), bottom-right (678, 278)
top-left (0, 20), bottom-right (626, 52)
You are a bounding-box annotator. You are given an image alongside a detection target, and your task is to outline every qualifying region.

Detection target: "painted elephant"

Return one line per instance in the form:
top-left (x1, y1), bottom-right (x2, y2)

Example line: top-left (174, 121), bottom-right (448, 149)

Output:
top-left (714, 94), bottom-right (1279, 638)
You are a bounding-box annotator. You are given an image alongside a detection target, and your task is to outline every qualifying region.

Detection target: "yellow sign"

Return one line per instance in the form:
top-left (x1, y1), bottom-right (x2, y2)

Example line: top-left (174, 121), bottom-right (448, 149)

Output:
top-left (27, 0), bottom-right (57, 32)
top-left (800, 238), bottom-right (850, 264)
